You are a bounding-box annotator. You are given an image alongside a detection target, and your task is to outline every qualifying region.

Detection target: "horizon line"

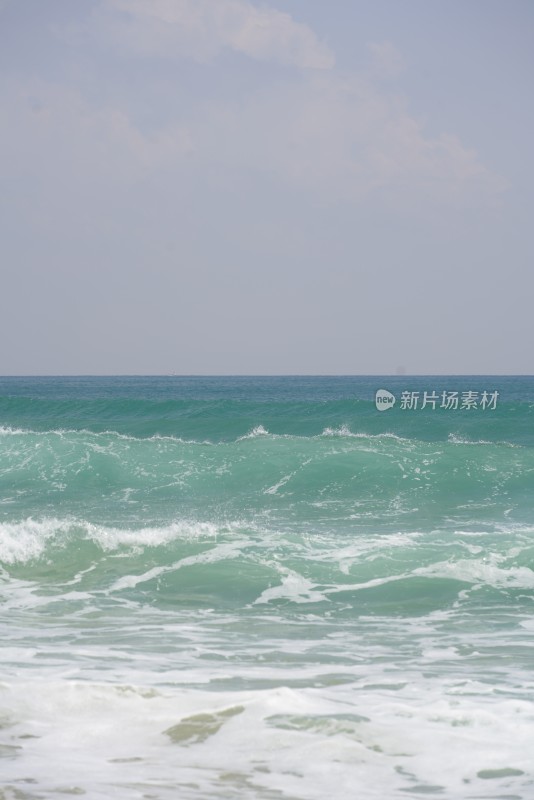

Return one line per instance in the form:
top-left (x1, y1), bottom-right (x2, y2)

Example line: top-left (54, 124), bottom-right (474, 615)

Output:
top-left (1, 373), bottom-right (532, 379)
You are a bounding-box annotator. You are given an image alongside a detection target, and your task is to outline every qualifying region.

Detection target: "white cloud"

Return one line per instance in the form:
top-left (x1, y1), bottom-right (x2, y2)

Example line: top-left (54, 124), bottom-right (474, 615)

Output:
top-left (0, 77), bottom-right (193, 244)
top-left (0, 67), bottom-right (504, 223)
top-left (67, 1), bottom-right (501, 207)
top-left (2, 0), bottom-right (505, 225)
top-left (1, 79), bottom-right (192, 184)
top-left (187, 73), bottom-right (504, 206)
top-left (99, 0), bottom-right (335, 69)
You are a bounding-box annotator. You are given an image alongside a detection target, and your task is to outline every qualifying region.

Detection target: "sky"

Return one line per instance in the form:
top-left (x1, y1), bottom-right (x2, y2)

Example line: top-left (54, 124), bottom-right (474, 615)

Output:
top-left (1, 0), bottom-right (533, 375)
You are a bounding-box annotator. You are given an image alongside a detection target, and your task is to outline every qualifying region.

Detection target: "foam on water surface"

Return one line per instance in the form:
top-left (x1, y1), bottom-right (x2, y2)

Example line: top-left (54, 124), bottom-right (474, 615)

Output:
top-left (1, 377), bottom-right (534, 798)
top-left (0, 677), bottom-right (532, 799)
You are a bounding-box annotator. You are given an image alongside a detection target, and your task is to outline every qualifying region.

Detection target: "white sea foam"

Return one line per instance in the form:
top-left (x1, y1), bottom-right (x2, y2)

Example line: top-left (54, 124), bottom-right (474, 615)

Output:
top-left (237, 425), bottom-right (413, 444)
top-left (110, 540), bottom-right (250, 592)
top-left (320, 427), bottom-right (408, 441)
top-left (89, 520), bottom-right (219, 550)
top-left (253, 566), bottom-right (329, 605)
top-left (0, 425), bottom-right (212, 445)
top-left (237, 425), bottom-right (272, 439)
top-left (0, 425), bottom-right (28, 435)
top-left (0, 675), bottom-right (532, 799)
top-left (416, 558), bottom-right (534, 589)
top-left (0, 517), bottom-right (221, 564)
top-left (448, 433), bottom-right (493, 445)
top-left (0, 517), bottom-right (70, 563)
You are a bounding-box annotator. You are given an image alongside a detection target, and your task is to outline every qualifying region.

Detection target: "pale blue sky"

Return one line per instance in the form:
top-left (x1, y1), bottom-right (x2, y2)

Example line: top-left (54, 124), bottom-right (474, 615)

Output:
top-left (1, 0), bottom-right (533, 374)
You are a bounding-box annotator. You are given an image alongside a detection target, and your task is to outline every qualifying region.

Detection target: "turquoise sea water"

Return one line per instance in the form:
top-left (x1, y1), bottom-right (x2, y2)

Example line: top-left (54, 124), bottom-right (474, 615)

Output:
top-left (0, 376), bottom-right (533, 799)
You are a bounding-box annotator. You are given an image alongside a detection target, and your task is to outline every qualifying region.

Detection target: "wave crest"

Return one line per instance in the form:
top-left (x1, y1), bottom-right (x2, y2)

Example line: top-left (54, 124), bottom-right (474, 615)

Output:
top-left (0, 518), bottom-right (220, 565)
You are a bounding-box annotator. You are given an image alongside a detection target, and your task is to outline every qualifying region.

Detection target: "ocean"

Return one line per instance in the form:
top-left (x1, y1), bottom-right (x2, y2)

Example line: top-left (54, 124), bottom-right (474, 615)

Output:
top-left (0, 375), bottom-right (533, 799)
